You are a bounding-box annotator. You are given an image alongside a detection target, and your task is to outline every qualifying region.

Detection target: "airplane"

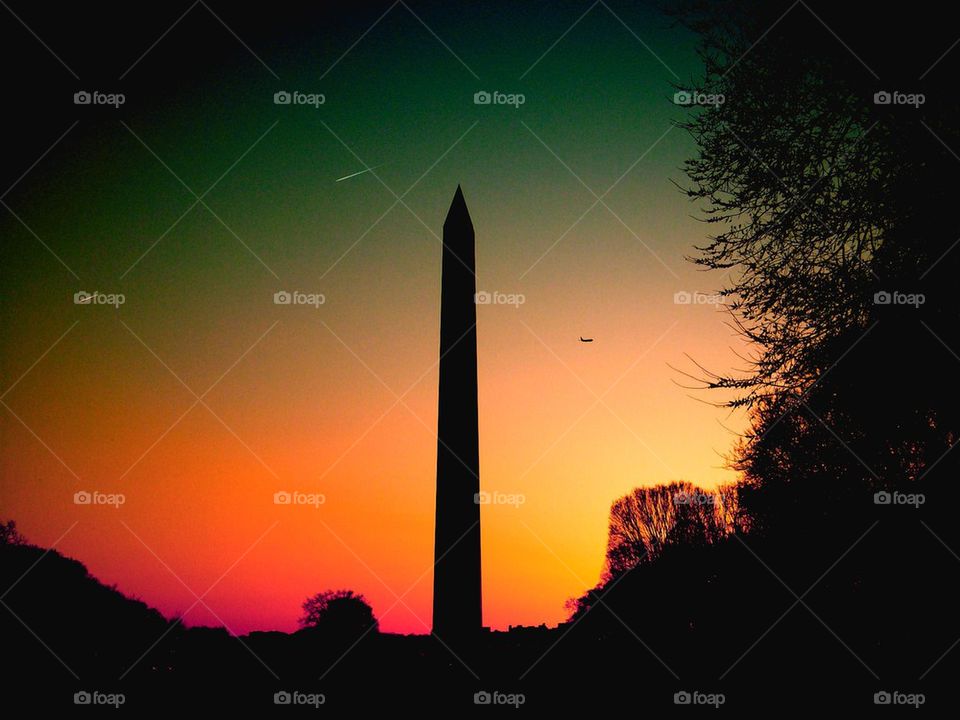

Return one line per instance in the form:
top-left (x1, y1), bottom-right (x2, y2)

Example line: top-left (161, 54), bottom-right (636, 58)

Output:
top-left (579, 336), bottom-right (594, 343)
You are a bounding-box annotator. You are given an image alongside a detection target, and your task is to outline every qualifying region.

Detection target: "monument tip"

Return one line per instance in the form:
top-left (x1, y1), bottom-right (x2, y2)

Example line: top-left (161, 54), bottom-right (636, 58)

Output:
top-left (445, 185), bottom-right (471, 227)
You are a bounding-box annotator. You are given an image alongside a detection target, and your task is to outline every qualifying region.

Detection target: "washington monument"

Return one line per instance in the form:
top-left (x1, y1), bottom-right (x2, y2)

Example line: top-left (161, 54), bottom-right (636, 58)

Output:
top-left (432, 185), bottom-right (482, 642)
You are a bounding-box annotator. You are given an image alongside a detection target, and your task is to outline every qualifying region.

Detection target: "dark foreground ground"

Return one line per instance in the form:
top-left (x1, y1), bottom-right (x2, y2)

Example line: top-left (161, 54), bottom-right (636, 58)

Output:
top-left (2, 519), bottom-right (956, 713)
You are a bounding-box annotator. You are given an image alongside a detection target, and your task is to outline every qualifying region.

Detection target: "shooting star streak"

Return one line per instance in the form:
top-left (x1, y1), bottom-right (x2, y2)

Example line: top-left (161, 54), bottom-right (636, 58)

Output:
top-left (335, 164), bottom-right (385, 183)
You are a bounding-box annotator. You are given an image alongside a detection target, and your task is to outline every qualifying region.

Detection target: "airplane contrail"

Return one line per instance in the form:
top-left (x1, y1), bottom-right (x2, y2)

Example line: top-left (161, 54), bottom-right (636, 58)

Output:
top-left (335, 164), bottom-right (385, 183)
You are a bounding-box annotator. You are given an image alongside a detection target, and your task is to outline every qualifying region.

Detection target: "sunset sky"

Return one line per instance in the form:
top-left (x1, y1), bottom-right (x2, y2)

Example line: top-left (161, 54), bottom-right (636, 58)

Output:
top-left (0, 1), bottom-right (747, 635)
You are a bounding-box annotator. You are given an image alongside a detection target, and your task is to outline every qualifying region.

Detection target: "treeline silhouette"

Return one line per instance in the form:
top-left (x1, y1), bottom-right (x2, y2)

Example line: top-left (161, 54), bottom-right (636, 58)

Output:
top-left (562, 0), bottom-right (960, 708)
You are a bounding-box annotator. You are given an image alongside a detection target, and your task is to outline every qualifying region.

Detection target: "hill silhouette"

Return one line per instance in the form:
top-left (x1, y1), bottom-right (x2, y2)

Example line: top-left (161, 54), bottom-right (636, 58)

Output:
top-left (5, 503), bottom-right (960, 712)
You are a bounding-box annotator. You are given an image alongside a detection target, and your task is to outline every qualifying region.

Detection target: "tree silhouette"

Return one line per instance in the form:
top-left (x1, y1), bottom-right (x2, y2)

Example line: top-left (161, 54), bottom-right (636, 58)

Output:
top-left (672, 0), bottom-right (960, 533)
top-left (604, 481), bottom-right (737, 577)
top-left (0, 519), bottom-right (26, 546)
top-left (299, 589), bottom-right (378, 636)
top-left (674, 0), bottom-right (958, 399)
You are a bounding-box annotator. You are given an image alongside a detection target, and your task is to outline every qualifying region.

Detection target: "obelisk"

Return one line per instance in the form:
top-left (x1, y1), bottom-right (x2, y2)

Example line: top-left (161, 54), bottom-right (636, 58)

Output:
top-left (432, 185), bottom-right (482, 642)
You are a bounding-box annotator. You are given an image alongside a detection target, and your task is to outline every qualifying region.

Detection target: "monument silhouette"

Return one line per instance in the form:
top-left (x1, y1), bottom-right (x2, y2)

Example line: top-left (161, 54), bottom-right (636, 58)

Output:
top-left (432, 186), bottom-right (482, 643)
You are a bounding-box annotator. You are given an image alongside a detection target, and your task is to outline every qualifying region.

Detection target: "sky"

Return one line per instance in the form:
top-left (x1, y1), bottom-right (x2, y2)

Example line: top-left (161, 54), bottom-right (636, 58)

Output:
top-left (0, 0), bottom-right (747, 635)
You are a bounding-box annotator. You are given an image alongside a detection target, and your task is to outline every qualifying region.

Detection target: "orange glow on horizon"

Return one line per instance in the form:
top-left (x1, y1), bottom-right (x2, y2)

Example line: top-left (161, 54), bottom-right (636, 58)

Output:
top-left (1, 252), bottom-right (746, 635)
